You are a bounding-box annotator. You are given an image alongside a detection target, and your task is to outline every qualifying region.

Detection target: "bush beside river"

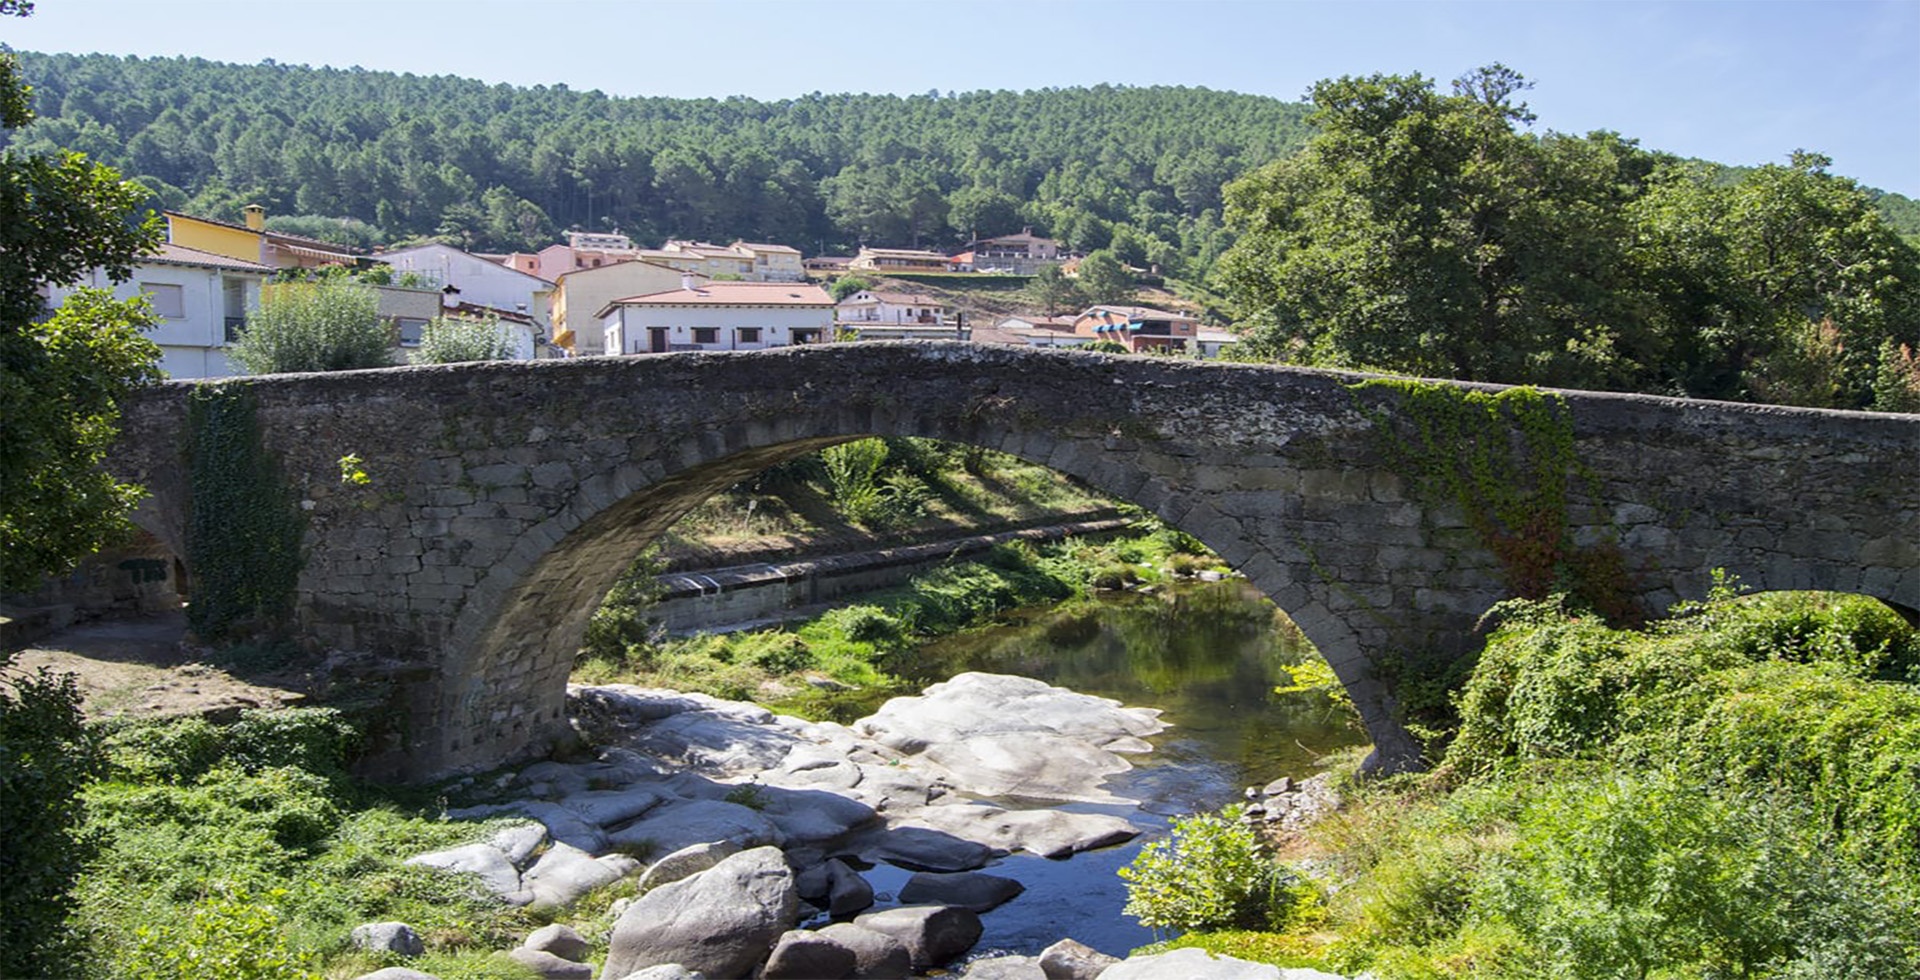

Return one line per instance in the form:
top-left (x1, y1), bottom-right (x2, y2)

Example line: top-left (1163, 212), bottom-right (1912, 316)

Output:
top-left (1139, 581), bottom-right (1920, 978)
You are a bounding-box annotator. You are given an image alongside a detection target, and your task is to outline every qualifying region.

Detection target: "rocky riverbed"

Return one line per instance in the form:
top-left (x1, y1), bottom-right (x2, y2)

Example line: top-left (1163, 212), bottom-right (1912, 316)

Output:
top-left (362, 672), bottom-right (1347, 979)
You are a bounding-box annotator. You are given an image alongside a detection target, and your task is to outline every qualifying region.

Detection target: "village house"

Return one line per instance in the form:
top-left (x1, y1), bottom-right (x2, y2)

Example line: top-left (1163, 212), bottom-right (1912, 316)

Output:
top-left (165, 205), bottom-right (363, 271)
top-left (847, 247), bottom-right (956, 273)
top-left (598, 279), bottom-right (835, 354)
top-left (834, 290), bottom-right (947, 325)
top-left (952, 229), bottom-right (1064, 274)
top-left (1072, 304), bottom-right (1200, 353)
top-left (42, 242), bottom-right (271, 379)
top-left (373, 241), bottom-right (555, 331)
top-left (548, 259), bottom-right (706, 356)
top-left (505, 234), bottom-right (804, 284)
top-left (991, 313), bottom-right (1085, 347)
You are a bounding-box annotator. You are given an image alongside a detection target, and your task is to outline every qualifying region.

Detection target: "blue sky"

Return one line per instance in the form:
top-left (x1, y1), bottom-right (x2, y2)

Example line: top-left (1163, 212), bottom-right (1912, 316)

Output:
top-left (8, 0), bottom-right (1917, 196)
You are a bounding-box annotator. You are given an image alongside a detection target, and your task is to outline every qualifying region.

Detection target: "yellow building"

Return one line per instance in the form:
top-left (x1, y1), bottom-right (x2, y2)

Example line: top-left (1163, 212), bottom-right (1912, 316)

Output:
top-left (164, 205), bottom-right (362, 270)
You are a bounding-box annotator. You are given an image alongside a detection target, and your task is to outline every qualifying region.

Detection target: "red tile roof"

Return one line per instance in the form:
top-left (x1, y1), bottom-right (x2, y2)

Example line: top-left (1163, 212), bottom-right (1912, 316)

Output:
top-left (597, 281), bottom-right (834, 317)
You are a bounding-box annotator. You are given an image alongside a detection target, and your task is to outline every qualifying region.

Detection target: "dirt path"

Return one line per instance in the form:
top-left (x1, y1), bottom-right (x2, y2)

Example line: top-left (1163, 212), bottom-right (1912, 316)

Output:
top-left (4, 611), bottom-right (308, 721)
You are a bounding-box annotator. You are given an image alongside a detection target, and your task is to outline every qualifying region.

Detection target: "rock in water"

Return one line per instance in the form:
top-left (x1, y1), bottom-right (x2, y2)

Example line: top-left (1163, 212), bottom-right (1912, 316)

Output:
top-left (760, 930), bottom-right (857, 979)
top-left (813, 923), bottom-right (912, 979)
top-left (1039, 937), bottom-right (1119, 979)
top-left (897, 870), bottom-right (1025, 913)
top-left (850, 904), bottom-right (983, 970)
top-left (600, 846), bottom-right (797, 980)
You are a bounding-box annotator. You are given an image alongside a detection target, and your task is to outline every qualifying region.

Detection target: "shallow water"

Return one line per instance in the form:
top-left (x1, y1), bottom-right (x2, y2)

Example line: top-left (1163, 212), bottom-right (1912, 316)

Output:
top-left (853, 579), bottom-right (1371, 958)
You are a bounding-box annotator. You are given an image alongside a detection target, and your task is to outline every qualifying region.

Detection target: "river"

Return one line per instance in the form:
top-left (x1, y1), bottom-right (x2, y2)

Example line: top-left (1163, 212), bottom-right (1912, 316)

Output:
top-left (810, 578), bottom-right (1369, 957)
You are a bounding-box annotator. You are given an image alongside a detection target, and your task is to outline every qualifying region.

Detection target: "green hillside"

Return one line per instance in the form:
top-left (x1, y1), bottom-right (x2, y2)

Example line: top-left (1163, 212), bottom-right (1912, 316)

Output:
top-left (6, 52), bottom-right (1315, 276)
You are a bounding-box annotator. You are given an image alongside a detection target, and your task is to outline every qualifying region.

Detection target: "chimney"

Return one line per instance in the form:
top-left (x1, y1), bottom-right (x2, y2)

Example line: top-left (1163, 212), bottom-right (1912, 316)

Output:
top-left (680, 272), bottom-right (696, 292)
top-left (242, 204), bottom-right (266, 231)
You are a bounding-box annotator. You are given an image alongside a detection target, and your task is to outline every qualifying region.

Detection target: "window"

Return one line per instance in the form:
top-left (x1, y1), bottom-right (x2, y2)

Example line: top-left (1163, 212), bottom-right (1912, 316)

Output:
top-left (692, 327), bottom-right (719, 345)
top-left (142, 282), bottom-right (185, 318)
top-left (395, 318), bottom-right (428, 347)
top-left (737, 327), bottom-right (761, 344)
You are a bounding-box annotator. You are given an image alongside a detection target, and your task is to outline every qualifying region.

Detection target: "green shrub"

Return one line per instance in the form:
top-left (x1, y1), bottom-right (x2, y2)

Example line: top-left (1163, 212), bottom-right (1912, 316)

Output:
top-left (815, 604), bottom-right (906, 647)
top-left (1119, 806), bottom-right (1298, 932)
top-left (743, 633), bottom-right (814, 674)
top-left (104, 709), bottom-right (359, 784)
top-left (1483, 771), bottom-right (1920, 979)
top-left (412, 315), bottom-right (515, 364)
top-left (1705, 591), bottom-right (1920, 681)
top-left (124, 885), bottom-right (319, 980)
top-left (1620, 660), bottom-right (1920, 877)
top-left (230, 280), bottom-right (391, 374)
top-left (0, 655), bottom-right (106, 978)
top-left (821, 438), bottom-right (889, 524)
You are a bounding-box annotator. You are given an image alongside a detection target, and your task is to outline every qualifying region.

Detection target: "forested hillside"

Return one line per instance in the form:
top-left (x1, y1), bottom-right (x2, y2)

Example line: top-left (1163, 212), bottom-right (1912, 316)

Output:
top-left (5, 52), bottom-right (1315, 273)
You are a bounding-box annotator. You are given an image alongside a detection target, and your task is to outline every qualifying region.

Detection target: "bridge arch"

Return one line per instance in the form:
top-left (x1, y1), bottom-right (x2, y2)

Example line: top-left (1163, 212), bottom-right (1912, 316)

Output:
top-left (102, 344), bottom-right (1918, 780)
top-left (436, 391), bottom-right (1391, 781)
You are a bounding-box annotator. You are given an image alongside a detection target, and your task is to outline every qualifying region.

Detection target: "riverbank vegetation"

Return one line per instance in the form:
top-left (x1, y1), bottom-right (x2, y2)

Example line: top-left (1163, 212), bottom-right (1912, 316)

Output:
top-left (1128, 578), bottom-right (1920, 977)
top-left (575, 522), bottom-right (1229, 719)
top-left (0, 694), bottom-right (549, 979)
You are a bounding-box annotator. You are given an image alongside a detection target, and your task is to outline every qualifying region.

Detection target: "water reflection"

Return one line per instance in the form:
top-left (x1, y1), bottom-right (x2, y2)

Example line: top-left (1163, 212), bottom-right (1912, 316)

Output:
top-left (896, 578), bottom-right (1366, 806)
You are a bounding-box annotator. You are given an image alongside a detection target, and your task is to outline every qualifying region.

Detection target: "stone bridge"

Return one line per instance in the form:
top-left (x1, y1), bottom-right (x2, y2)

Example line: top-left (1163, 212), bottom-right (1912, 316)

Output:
top-left (108, 343), bottom-right (1920, 780)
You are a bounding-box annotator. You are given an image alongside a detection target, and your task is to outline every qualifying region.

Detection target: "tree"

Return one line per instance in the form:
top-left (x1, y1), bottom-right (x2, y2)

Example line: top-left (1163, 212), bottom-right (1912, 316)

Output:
top-left (1075, 249), bottom-right (1135, 305)
top-left (412, 314), bottom-right (515, 364)
top-left (229, 279), bottom-right (392, 374)
top-left (1021, 265), bottom-right (1085, 315)
top-left (1, 1), bottom-right (166, 593)
top-left (1215, 66), bottom-right (1920, 406)
top-left (1215, 68), bottom-right (1662, 386)
top-left (947, 185), bottom-right (1023, 240)
top-left (827, 275), bottom-right (874, 302)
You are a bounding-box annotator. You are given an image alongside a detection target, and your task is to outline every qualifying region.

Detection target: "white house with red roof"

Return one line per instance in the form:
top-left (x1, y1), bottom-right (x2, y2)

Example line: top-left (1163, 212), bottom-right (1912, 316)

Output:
top-left (43, 242), bottom-right (273, 379)
top-left (834, 290), bottom-right (947, 325)
top-left (597, 279), bottom-right (835, 354)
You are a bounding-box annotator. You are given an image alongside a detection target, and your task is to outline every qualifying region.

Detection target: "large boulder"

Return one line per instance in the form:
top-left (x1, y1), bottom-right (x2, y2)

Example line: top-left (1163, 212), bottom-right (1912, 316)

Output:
top-left (604, 798), bottom-right (782, 857)
top-left (964, 955), bottom-right (1048, 979)
top-left (852, 823), bottom-right (997, 872)
top-left (600, 846), bottom-right (797, 980)
top-left (608, 967), bottom-right (705, 980)
top-left (556, 787), bottom-right (668, 827)
top-left (813, 923), bottom-right (912, 980)
top-left (850, 905), bottom-right (983, 970)
top-left (514, 800), bottom-right (614, 853)
top-left (523, 923), bottom-right (592, 963)
top-left (759, 930), bottom-right (856, 979)
top-left (636, 840), bottom-right (741, 893)
top-left (898, 871), bottom-right (1025, 913)
top-left (521, 841), bottom-right (631, 910)
top-left (509, 947), bottom-right (594, 979)
top-left (349, 921), bottom-right (424, 957)
top-left (403, 843), bottom-right (526, 903)
top-left (754, 786), bottom-right (879, 843)
top-left (1098, 947), bottom-right (1351, 979)
top-left (1038, 938), bottom-right (1119, 979)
